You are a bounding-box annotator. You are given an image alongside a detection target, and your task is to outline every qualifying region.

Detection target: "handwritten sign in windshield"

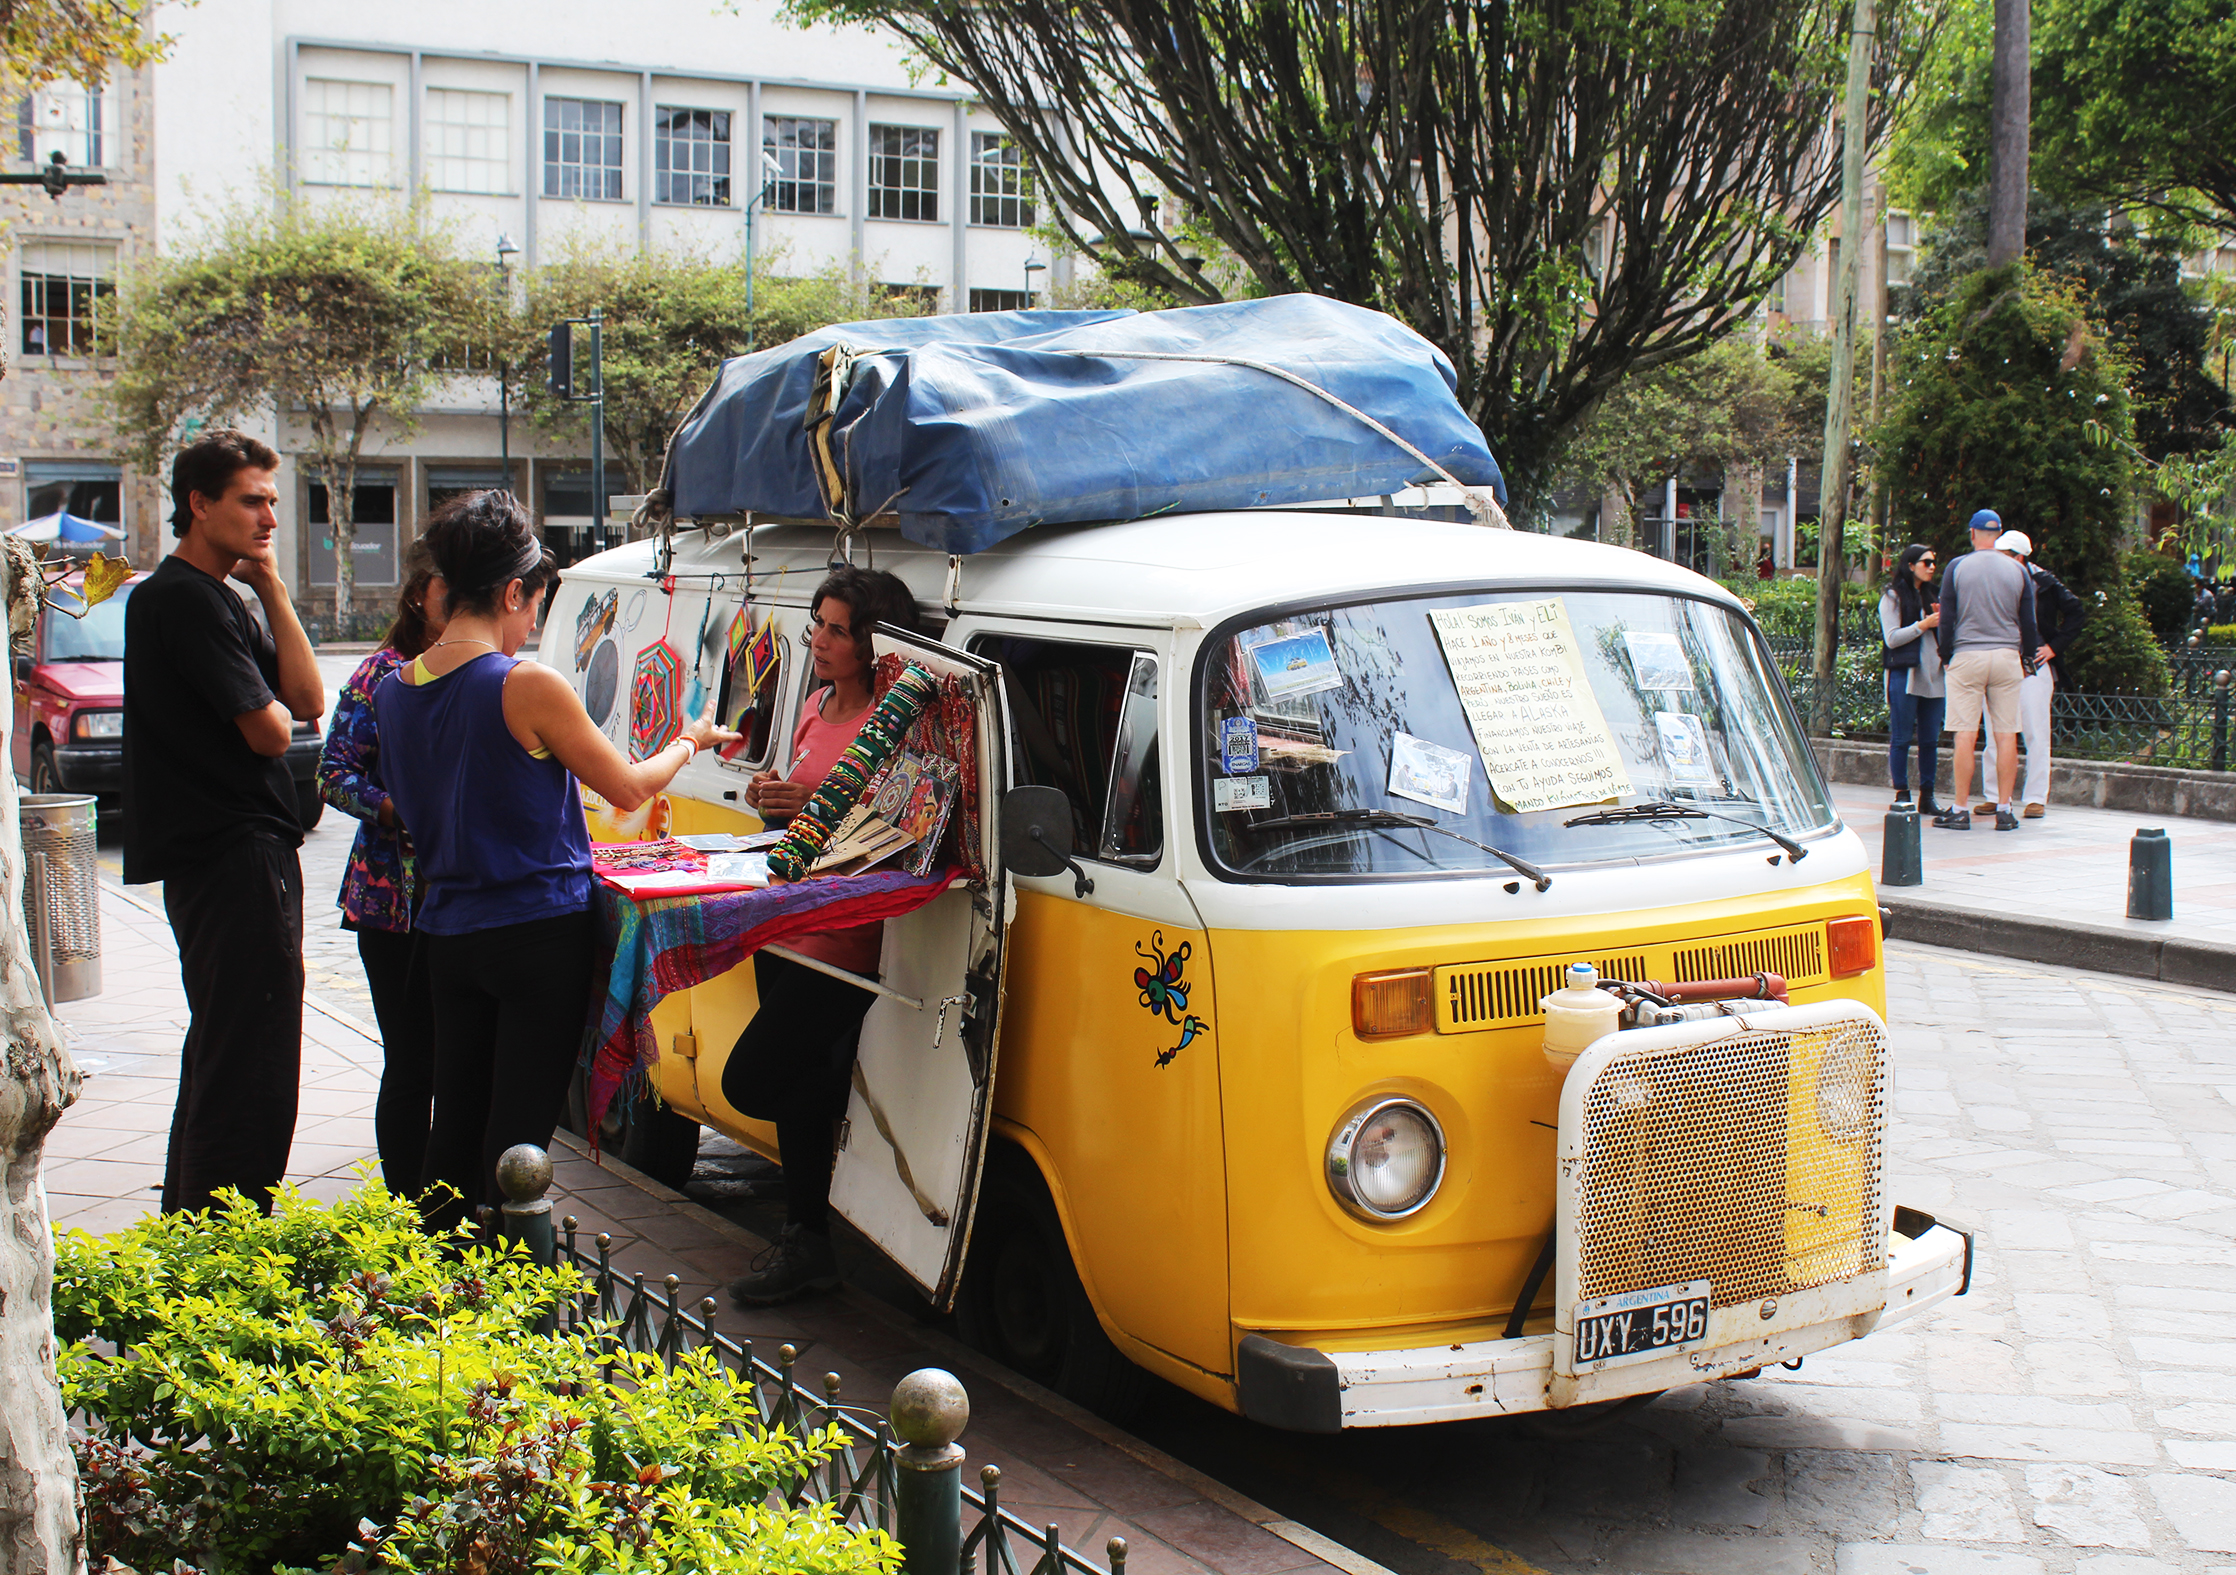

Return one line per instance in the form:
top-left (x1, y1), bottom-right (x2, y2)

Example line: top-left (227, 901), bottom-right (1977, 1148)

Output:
top-left (1429, 598), bottom-right (1633, 814)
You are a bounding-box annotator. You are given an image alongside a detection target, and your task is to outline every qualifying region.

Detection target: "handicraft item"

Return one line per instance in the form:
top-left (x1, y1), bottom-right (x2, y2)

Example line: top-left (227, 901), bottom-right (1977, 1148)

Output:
top-left (766, 662), bottom-right (941, 881)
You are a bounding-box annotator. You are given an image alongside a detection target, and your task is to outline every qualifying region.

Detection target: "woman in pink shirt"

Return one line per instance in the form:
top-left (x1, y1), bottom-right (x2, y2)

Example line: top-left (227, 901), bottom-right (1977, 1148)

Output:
top-left (722, 565), bottom-right (920, 1306)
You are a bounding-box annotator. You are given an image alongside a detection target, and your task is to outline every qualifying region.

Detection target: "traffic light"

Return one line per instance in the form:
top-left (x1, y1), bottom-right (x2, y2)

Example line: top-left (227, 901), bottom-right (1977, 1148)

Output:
top-left (548, 322), bottom-right (574, 399)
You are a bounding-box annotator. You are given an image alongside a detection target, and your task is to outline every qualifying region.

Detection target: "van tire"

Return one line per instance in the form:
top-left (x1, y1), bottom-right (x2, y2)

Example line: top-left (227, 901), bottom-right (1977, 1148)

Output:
top-left (955, 1144), bottom-right (1148, 1423)
top-left (30, 742), bottom-right (61, 797)
top-left (296, 779), bottom-right (325, 831)
top-left (620, 1097), bottom-right (701, 1192)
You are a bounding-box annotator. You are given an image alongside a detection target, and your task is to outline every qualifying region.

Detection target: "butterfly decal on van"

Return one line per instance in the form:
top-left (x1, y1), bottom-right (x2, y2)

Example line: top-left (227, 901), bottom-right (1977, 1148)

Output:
top-left (1134, 931), bottom-right (1207, 1070)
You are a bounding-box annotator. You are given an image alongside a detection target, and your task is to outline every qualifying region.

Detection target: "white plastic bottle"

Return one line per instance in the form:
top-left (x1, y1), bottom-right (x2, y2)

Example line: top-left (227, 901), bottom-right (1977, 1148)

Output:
top-left (1541, 962), bottom-right (1622, 1074)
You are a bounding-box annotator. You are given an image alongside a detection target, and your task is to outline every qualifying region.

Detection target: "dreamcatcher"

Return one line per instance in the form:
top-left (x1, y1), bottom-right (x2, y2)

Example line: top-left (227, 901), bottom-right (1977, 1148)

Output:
top-left (628, 584), bottom-right (686, 760)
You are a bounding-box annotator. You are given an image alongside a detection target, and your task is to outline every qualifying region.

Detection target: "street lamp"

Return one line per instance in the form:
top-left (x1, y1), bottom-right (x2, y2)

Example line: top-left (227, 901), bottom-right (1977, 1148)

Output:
top-left (1023, 257), bottom-right (1047, 305)
top-left (745, 150), bottom-right (782, 351)
top-left (496, 234), bottom-right (520, 493)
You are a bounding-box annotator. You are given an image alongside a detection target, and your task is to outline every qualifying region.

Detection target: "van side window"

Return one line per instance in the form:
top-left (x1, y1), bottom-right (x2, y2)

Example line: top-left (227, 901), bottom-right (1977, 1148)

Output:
top-left (715, 616), bottom-right (787, 770)
top-left (970, 635), bottom-right (1162, 864)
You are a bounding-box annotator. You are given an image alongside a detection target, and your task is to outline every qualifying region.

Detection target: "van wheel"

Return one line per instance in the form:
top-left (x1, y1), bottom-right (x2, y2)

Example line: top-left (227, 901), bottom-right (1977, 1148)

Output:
top-left (30, 743), bottom-right (61, 797)
top-left (620, 1097), bottom-right (701, 1192)
top-left (296, 779), bottom-right (325, 831)
top-left (955, 1145), bottom-right (1147, 1422)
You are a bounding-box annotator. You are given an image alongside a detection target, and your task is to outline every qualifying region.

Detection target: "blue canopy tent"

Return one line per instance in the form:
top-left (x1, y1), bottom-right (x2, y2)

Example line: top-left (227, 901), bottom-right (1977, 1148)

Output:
top-left (663, 296), bottom-right (1506, 554)
top-left (9, 509), bottom-right (124, 554)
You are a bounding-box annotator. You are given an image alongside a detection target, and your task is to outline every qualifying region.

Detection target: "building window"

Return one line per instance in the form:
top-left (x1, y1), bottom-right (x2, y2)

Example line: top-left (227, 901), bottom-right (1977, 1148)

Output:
top-left (764, 116), bottom-right (836, 214)
top-left (18, 239), bottom-right (117, 357)
top-left (655, 107), bottom-right (730, 206)
top-left (544, 97), bottom-right (624, 201)
top-left (306, 477), bottom-right (400, 588)
top-left (17, 80), bottom-right (113, 169)
top-left (1885, 211), bottom-right (1916, 291)
top-left (869, 124), bottom-right (938, 222)
top-left (427, 88), bottom-right (509, 194)
top-left (25, 462), bottom-right (121, 526)
top-left (1765, 270), bottom-right (1787, 316)
top-left (969, 133), bottom-right (1033, 228)
top-left (302, 78), bottom-right (394, 187)
top-left (968, 288), bottom-right (1033, 313)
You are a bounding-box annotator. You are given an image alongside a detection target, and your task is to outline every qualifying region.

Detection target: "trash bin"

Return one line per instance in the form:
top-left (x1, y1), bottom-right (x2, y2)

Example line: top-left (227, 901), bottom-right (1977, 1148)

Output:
top-left (20, 792), bottom-right (100, 1004)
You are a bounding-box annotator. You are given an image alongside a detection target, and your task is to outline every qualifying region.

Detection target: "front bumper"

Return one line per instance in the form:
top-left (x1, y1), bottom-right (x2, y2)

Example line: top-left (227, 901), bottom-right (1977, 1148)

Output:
top-left (51, 742), bottom-right (122, 794)
top-left (1237, 1211), bottom-right (1969, 1432)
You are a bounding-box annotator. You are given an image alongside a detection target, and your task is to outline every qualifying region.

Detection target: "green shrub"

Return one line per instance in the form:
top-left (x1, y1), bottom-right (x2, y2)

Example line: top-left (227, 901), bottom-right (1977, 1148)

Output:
top-left (2127, 549), bottom-right (2198, 643)
top-left (2061, 574), bottom-right (2173, 696)
top-left (2207, 623), bottom-right (2236, 646)
top-left (1730, 578), bottom-right (1880, 645)
top-left (57, 1183), bottom-right (898, 1575)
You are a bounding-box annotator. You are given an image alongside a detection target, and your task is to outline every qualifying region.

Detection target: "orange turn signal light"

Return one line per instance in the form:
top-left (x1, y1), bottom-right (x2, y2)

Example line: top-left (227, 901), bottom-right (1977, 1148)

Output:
top-left (1827, 914), bottom-right (1878, 978)
top-left (1353, 969), bottom-right (1435, 1040)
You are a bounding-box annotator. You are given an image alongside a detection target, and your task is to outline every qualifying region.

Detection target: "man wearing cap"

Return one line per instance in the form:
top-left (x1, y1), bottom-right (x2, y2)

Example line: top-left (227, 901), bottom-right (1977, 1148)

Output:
top-left (1933, 508), bottom-right (2040, 832)
top-left (1980, 530), bottom-right (2087, 819)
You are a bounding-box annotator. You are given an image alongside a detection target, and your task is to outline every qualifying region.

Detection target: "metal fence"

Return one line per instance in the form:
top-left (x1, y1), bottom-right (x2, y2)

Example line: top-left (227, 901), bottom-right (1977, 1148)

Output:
top-left (497, 1155), bottom-right (1122, 1575)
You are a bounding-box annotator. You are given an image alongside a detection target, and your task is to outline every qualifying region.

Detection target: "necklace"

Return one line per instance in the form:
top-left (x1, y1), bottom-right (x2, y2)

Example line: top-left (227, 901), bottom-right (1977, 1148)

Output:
top-left (427, 636), bottom-right (497, 652)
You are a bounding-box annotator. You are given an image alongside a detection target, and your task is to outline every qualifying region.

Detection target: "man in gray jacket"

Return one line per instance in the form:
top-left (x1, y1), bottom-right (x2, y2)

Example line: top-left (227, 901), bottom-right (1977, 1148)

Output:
top-left (1934, 509), bottom-right (2040, 831)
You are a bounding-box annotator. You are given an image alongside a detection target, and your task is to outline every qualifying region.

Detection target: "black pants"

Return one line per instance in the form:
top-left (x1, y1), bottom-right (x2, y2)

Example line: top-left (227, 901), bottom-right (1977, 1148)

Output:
top-left (357, 926), bottom-right (435, 1201)
top-left (420, 908), bottom-right (597, 1234)
top-left (719, 952), bottom-right (875, 1235)
top-left (160, 835), bottom-right (304, 1214)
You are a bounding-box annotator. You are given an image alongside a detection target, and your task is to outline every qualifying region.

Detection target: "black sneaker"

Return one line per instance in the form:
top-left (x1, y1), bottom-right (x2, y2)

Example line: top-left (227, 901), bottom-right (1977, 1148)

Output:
top-left (1893, 788), bottom-right (1913, 806)
top-left (1932, 807), bottom-right (1971, 830)
top-left (1994, 807), bottom-right (2020, 831)
top-left (728, 1225), bottom-right (840, 1307)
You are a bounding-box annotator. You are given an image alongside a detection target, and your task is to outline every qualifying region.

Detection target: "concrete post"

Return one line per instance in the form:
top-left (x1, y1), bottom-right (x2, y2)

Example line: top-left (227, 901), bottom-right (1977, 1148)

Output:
top-left (891, 1367), bottom-right (969, 1575)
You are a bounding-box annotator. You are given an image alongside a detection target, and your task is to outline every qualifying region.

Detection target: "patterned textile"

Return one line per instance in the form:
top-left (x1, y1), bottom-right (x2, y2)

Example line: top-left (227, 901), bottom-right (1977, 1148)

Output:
top-left (318, 647), bottom-right (417, 931)
top-left (582, 868), bottom-right (957, 1137)
top-left (629, 638), bottom-right (685, 759)
top-left (766, 662), bottom-right (940, 880)
top-left (872, 652), bottom-right (984, 876)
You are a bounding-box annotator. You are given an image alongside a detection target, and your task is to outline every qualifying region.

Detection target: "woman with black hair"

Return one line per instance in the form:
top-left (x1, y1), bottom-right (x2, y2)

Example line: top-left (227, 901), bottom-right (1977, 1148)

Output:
top-left (723, 564), bottom-right (921, 1306)
top-left (376, 490), bottom-right (737, 1231)
top-left (1881, 542), bottom-right (1947, 816)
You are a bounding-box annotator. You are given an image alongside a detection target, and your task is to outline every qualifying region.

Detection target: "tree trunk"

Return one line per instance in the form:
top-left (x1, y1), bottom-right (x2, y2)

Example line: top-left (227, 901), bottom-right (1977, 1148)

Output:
top-left (0, 535), bottom-right (85, 1575)
top-left (1728, 460), bottom-right (1765, 577)
top-left (1986, 0), bottom-right (2031, 269)
top-left (314, 420), bottom-right (363, 629)
top-left (1814, 0), bottom-right (1874, 736)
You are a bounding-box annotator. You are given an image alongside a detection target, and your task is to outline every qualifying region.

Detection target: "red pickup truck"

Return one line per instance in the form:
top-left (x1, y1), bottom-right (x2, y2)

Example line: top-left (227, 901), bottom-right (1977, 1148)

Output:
top-left (11, 571), bottom-right (325, 828)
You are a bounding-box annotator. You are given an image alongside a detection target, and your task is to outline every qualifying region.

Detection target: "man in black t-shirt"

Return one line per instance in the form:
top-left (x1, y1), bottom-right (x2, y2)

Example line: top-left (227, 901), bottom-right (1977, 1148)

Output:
top-left (124, 430), bottom-right (325, 1213)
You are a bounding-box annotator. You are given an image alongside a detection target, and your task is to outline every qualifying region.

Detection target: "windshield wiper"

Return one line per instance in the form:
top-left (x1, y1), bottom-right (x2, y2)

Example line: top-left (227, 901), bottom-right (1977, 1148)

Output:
top-left (1562, 799), bottom-right (1807, 863)
top-left (1246, 809), bottom-right (1552, 890)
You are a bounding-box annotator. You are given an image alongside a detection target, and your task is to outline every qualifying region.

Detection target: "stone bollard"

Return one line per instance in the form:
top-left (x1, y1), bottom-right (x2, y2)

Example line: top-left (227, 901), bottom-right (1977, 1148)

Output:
top-left (891, 1368), bottom-right (969, 1575)
top-left (2127, 829), bottom-right (2173, 921)
top-left (2214, 669), bottom-right (2230, 774)
top-left (496, 1144), bottom-right (560, 1334)
top-left (1882, 804), bottom-right (1922, 887)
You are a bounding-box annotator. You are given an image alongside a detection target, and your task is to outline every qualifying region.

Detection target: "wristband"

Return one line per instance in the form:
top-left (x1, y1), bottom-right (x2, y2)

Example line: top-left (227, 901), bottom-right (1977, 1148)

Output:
top-left (678, 737), bottom-right (699, 765)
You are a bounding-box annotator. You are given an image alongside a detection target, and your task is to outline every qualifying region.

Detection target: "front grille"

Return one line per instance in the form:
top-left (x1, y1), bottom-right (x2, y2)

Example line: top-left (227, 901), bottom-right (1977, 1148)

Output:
top-left (1671, 925), bottom-right (1825, 987)
top-left (1568, 1009), bottom-right (1884, 1310)
top-left (1437, 953), bottom-right (1649, 1033)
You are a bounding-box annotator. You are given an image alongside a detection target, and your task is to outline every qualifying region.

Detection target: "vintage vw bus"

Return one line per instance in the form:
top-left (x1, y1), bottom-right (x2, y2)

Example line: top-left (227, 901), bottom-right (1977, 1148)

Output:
top-left (545, 506), bottom-right (1970, 1431)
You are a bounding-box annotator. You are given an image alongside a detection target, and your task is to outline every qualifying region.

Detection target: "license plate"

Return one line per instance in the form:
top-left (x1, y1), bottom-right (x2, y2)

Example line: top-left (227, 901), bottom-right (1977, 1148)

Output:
top-left (1573, 1279), bottom-right (1711, 1368)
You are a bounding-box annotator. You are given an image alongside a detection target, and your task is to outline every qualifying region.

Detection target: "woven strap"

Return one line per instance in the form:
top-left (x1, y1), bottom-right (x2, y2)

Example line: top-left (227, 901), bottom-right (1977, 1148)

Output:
top-left (767, 662), bottom-right (941, 881)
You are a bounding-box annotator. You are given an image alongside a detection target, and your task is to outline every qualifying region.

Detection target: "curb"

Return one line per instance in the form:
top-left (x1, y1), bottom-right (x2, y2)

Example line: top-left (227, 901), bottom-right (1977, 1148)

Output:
top-left (1881, 893), bottom-right (2236, 994)
top-left (547, 1128), bottom-right (1405, 1575)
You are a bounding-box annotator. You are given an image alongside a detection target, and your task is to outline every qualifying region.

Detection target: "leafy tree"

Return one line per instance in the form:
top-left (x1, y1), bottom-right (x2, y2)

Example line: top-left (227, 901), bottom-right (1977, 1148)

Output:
top-left (785, 0), bottom-right (1934, 513)
top-left (3, 7), bottom-right (180, 1570)
top-left (1874, 264), bottom-right (2169, 693)
top-left (1904, 194), bottom-right (2232, 463)
top-left (1887, 0), bottom-right (2236, 228)
top-left (509, 244), bottom-right (935, 496)
top-left (104, 191), bottom-right (483, 617)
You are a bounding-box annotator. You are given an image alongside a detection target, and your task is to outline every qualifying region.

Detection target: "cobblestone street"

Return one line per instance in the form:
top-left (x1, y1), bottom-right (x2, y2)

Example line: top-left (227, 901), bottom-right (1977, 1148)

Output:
top-left (1127, 945), bottom-right (2236, 1575)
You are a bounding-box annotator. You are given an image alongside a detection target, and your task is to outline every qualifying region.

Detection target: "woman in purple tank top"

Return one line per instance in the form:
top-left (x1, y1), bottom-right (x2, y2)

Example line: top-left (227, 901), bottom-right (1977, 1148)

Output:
top-left (376, 491), bottom-right (737, 1231)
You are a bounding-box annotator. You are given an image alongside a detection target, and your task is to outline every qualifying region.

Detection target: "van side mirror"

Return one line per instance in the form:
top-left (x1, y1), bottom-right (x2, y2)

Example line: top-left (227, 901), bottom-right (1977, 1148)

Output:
top-left (12, 653), bottom-right (31, 683)
top-left (999, 784), bottom-right (1094, 898)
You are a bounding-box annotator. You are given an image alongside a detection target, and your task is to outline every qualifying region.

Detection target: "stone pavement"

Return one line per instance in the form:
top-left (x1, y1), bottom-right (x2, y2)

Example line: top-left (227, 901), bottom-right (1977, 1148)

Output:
top-left (42, 877), bottom-right (1374, 1575)
top-left (1828, 782), bottom-right (2236, 989)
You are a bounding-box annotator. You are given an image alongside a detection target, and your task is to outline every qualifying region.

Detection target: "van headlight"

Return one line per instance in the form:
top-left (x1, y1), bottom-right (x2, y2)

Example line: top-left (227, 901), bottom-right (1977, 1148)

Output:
top-left (1326, 1097), bottom-right (1445, 1221)
top-left (1814, 1029), bottom-right (1874, 1144)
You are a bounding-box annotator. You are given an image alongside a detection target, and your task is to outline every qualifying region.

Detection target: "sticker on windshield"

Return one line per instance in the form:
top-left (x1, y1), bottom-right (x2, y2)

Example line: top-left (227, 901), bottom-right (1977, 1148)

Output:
top-left (1428, 599), bottom-right (1634, 815)
top-left (1220, 715), bottom-right (1261, 774)
top-left (1624, 631), bottom-right (1695, 691)
top-left (1213, 775), bottom-right (1272, 812)
top-left (1654, 711), bottom-right (1716, 784)
top-left (1387, 732), bottom-right (1470, 815)
top-left (1247, 629), bottom-right (1344, 701)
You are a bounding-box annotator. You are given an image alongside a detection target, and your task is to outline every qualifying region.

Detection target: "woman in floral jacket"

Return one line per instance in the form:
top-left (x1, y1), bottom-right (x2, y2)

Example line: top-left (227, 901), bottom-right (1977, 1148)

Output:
top-left (317, 568), bottom-right (444, 1198)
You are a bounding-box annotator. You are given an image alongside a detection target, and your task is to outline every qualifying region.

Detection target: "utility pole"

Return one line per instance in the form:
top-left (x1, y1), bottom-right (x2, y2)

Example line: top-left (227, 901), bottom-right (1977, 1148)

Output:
top-left (1986, 0), bottom-right (2031, 269)
top-left (1812, 0), bottom-right (1875, 735)
top-left (548, 307), bottom-right (608, 555)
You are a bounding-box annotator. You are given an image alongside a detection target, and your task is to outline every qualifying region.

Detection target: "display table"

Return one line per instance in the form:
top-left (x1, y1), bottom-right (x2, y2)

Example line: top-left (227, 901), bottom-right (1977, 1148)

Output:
top-left (582, 867), bottom-right (960, 1135)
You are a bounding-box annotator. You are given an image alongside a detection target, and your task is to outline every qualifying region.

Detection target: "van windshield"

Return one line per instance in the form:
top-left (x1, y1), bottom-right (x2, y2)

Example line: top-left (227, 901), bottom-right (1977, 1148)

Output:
top-left (1199, 589), bottom-right (1836, 881)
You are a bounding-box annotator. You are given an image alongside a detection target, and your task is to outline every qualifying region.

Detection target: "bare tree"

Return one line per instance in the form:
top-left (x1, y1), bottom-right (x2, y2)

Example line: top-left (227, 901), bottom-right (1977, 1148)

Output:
top-left (794, 0), bottom-right (1931, 509)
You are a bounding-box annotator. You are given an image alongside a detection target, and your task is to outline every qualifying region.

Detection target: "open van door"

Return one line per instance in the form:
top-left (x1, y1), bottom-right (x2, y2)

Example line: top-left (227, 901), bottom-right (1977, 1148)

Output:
top-left (824, 627), bottom-right (1012, 1310)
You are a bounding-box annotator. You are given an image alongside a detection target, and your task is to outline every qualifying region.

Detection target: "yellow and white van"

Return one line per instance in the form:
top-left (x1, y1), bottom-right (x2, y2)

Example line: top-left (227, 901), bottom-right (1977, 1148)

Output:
top-left (547, 505), bottom-right (1969, 1430)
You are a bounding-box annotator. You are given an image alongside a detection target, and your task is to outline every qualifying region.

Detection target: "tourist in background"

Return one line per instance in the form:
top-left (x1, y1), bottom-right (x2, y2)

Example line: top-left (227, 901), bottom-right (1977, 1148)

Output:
top-left (1880, 543), bottom-right (1947, 817)
top-left (1980, 531), bottom-right (2087, 821)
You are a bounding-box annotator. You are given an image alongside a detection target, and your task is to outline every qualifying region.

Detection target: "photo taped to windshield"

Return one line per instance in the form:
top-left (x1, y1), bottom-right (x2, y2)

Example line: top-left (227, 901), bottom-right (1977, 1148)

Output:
top-left (1200, 590), bottom-right (1835, 881)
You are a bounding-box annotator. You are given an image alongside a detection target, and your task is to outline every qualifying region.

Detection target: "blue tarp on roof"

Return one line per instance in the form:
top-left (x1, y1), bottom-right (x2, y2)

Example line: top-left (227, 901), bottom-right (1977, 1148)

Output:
top-left (665, 296), bottom-right (1504, 554)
